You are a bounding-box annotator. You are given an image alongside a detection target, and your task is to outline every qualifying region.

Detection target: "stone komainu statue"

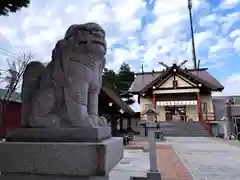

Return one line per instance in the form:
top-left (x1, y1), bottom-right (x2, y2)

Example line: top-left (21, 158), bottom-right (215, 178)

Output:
top-left (21, 22), bottom-right (108, 128)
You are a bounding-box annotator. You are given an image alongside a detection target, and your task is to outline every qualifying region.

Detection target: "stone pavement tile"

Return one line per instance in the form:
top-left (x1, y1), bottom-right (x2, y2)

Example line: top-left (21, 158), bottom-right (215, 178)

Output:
top-left (110, 149), bottom-right (149, 180)
top-left (215, 138), bottom-right (240, 148)
top-left (156, 144), bottom-right (193, 180)
top-left (133, 136), bottom-right (148, 141)
top-left (126, 141), bottom-right (149, 150)
top-left (169, 137), bottom-right (240, 180)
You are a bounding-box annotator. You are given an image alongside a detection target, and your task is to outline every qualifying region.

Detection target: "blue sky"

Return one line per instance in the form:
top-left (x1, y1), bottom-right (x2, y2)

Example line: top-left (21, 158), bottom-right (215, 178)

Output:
top-left (0, 0), bottom-right (240, 96)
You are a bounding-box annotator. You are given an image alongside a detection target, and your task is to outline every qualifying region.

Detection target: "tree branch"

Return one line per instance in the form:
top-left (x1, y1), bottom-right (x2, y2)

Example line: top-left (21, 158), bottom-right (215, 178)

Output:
top-left (0, 51), bottom-right (35, 137)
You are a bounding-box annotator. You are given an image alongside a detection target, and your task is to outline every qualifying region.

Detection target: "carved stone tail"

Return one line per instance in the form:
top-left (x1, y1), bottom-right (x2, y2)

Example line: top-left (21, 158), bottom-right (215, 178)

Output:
top-left (21, 61), bottom-right (46, 127)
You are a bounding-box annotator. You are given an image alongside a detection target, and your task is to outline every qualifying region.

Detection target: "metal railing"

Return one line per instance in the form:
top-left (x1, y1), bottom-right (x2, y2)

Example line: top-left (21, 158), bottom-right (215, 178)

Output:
top-left (199, 112), bottom-right (215, 136)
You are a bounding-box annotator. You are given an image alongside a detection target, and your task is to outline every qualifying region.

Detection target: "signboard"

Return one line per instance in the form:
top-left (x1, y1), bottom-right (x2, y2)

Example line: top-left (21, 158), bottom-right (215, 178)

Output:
top-left (156, 100), bottom-right (197, 106)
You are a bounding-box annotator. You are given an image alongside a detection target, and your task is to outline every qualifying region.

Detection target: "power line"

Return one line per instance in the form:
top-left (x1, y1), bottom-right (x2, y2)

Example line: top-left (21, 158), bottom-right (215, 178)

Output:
top-left (0, 51), bottom-right (17, 60)
top-left (0, 47), bottom-right (18, 60)
top-left (0, 48), bottom-right (20, 79)
top-left (0, 47), bottom-right (18, 56)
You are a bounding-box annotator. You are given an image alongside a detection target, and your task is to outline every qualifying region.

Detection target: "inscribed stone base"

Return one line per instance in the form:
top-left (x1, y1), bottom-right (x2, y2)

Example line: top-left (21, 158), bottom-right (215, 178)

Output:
top-left (0, 137), bottom-right (123, 178)
top-left (0, 173), bottom-right (109, 180)
top-left (6, 127), bottom-right (111, 142)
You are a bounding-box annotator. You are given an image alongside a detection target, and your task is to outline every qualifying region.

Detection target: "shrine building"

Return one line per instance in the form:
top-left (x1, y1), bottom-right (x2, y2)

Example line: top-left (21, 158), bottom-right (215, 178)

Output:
top-left (130, 63), bottom-right (224, 122)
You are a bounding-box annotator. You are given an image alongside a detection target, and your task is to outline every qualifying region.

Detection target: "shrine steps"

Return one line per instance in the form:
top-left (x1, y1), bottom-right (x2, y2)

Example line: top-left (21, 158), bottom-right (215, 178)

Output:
top-left (159, 121), bottom-right (210, 137)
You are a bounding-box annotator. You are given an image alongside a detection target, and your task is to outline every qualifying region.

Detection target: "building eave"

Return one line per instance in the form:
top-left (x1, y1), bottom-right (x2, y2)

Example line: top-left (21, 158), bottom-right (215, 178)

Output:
top-left (139, 66), bottom-right (222, 94)
top-left (101, 84), bottom-right (135, 115)
top-left (139, 67), bottom-right (173, 94)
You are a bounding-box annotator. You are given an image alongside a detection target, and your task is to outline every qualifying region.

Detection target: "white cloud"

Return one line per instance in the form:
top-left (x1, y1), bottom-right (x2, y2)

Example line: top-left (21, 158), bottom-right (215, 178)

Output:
top-left (230, 30), bottom-right (240, 53)
top-left (65, 5), bottom-right (76, 13)
top-left (141, 0), bottom-right (191, 69)
top-left (219, 0), bottom-right (240, 10)
top-left (108, 48), bottom-right (138, 69)
top-left (0, 0), bottom-right (240, 97)
top-left (233, 37), bottom-right (240, 53)
top-left (219, 12), bottom-right (240, 34)
top-left (230, 29), bottom-right (240, 38)
top-left (209, 38), bottom-right (232, 53)
top-left (0, 0), bottom-right (147, 65)
top-left (214, 73), bottom-right (240, 96)
top-left (0, 25), bottom-right (19, 46)
top-left (195, 31), bottom-right (214, 49)
top-left (140, 0), bottom-right (228, 70)
top-left (0, 0), bottom-right (233, 69)
top-left (199, 14), bottom-right (217, 27)
top-left (0, 25), bottom-right (16, 38)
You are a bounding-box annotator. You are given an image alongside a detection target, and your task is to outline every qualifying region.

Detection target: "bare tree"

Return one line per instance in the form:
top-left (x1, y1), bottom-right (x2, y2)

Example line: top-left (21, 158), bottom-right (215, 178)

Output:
top-left (0, 52), bottom-right (35, 137)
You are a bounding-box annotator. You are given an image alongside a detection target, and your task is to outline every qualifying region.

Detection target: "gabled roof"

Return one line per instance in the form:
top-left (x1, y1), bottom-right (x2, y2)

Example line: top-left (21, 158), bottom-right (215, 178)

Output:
top-left (141, 108), bottom-right (159, 115)
top-left (130, 65), bottom-right (224, 93)
top-left (101, 84), bottom-right (135, 115)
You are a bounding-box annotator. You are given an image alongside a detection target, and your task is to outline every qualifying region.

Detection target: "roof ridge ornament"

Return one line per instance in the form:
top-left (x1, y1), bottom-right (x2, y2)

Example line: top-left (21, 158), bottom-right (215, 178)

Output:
top-left (158, 61), bottom-right (169, 70)
top-left (159, 60), bottom-right (188, 70)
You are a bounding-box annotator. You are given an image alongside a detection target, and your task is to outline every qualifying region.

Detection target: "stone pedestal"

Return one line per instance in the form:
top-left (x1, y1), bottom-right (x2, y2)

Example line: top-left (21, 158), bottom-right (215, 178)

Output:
top-left (155, 129), bottom-right (164, 142)
top-left (5, 127), bottom-right (111, 142)
top-left (147, 170), bottom-right (162, 180)
top-left (139, 121), bottom-right (147, 137)
top-left (218, 119), bottom-right (229, 139)
top-left (0, 174), bottom-right (110, 180)
top-left (0, 127), bottom-right (123, 180)
top-left (222, 123), bottom-right (229, 139)
top-left (146, 123), bottom-right (162, 180)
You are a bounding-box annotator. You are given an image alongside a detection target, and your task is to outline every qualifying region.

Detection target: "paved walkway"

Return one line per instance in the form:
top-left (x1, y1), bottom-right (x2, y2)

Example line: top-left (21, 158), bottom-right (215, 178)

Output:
top-left (110, 149), bottom-right (149, 180)
top-left (112, 137), bottom-right (240, 180)
top-left (126, 140), bottom-right (193, 180)
top-left (156, 144), bottom-right (193, 180)
top-left (167, 137), bottom-right (240, 180)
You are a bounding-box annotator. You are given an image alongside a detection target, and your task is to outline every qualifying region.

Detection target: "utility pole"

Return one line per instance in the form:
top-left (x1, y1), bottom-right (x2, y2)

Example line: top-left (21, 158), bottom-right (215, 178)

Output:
top-left (188, 0), bottom-right (197, 69)
top-left (141, 64), bottom-right (144, 83)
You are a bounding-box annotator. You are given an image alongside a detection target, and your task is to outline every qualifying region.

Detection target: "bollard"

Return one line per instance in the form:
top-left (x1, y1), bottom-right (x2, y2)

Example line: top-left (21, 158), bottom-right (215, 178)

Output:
top-left (146, 123), bottom-right (162, 180)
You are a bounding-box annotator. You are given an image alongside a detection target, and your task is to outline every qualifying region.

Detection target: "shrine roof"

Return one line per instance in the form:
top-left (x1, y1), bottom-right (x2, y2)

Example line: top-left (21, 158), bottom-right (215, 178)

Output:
top-left (130, 66), bottom-right (224, 93)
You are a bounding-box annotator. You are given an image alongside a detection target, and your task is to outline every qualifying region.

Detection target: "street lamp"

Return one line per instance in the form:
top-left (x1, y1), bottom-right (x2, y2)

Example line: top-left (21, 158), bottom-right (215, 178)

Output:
top-left (119, 109), bottom-right (124, 114)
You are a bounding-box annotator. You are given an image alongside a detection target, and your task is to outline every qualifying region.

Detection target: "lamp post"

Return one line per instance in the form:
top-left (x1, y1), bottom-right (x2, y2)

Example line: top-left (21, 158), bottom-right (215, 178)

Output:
top-left (146, 122), bottom-right (162, 180)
